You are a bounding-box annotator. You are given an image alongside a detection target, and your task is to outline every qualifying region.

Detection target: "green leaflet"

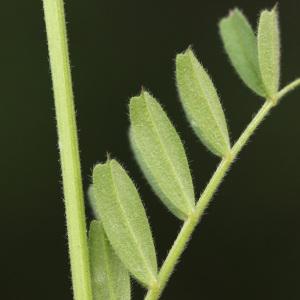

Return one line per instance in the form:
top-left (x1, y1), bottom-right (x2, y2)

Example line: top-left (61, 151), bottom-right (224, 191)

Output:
top-left (88, 220), bottom-right (131, 300)
top-left (257, 7), bottom-right (280, 98)
top-left (92, 160), bottom-right (157, 287)
top-left (129, 91), bottom-right (195, 220)
top-left (176, 49), bottom-right (231, 157)
top-left (219, 9), bottom-right (266, 97)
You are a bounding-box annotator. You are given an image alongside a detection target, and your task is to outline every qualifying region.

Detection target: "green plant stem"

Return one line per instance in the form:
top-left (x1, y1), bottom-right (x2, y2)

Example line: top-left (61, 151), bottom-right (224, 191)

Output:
top-left (145, 99), bottom-right (275, 300)
top-left (276, 78), bottom-right (300, 100)
top-left (42, 1), bottom-right (92, 300)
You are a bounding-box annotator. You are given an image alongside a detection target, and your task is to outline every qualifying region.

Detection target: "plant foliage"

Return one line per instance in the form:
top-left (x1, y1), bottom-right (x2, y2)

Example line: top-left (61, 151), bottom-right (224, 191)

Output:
top-left (87, 6), bottom-right (299, 300)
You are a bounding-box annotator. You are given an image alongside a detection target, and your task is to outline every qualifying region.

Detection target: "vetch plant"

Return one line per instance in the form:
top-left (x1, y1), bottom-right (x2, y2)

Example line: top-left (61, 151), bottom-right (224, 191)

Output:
top-left (42, 1), bottom-right (300, 300)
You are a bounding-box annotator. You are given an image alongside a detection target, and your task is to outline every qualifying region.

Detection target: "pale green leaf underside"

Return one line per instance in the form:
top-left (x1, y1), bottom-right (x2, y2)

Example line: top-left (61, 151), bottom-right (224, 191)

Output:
top-left (88, 220), bottom-right (131, 300)
top-left (92, 160), bottom-right (157, 287)
top-left (176, 49), bottom-right (230, 157)
top-left (129, 91), bottom-right (195, 220)
top-left (257, 8), bottom-right (280, 98)
top-left (219, 9), bottom-right (266, 97)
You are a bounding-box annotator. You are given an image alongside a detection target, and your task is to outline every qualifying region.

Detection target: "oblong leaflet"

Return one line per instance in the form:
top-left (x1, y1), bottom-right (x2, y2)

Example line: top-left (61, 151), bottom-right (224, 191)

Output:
top-left (176, 49), bottom-right (231, 157)
top-left (92, 160), bottom-right (157, 287)
top-left (130, 91), bottom-right (195, 220)
top-left (88, 220), bottom-right (131, 300)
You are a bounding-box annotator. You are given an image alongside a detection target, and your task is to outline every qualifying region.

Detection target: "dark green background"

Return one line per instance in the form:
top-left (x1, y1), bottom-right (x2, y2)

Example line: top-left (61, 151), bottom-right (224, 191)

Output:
top-left (1, 0), bottom-right (300, 299)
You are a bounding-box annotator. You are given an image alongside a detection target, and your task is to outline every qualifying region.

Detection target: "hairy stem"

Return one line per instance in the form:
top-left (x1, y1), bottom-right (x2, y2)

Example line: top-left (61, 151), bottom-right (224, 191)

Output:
top-left (145, 99), bottom-right (275, 300)
top-left (43, 1), bottom-right (92, 299)
top-left (276, 78), bottom-right (300, 101)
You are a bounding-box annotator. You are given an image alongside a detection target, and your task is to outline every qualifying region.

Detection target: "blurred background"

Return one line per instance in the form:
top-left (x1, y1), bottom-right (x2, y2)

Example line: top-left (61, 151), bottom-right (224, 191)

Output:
top-left (1, 0), bottom-right (300, 299)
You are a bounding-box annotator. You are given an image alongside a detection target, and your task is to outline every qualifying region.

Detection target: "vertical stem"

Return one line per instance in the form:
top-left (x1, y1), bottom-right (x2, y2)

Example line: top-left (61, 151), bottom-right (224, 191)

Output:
top-left (42, 1), bottom-right (92, 299)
